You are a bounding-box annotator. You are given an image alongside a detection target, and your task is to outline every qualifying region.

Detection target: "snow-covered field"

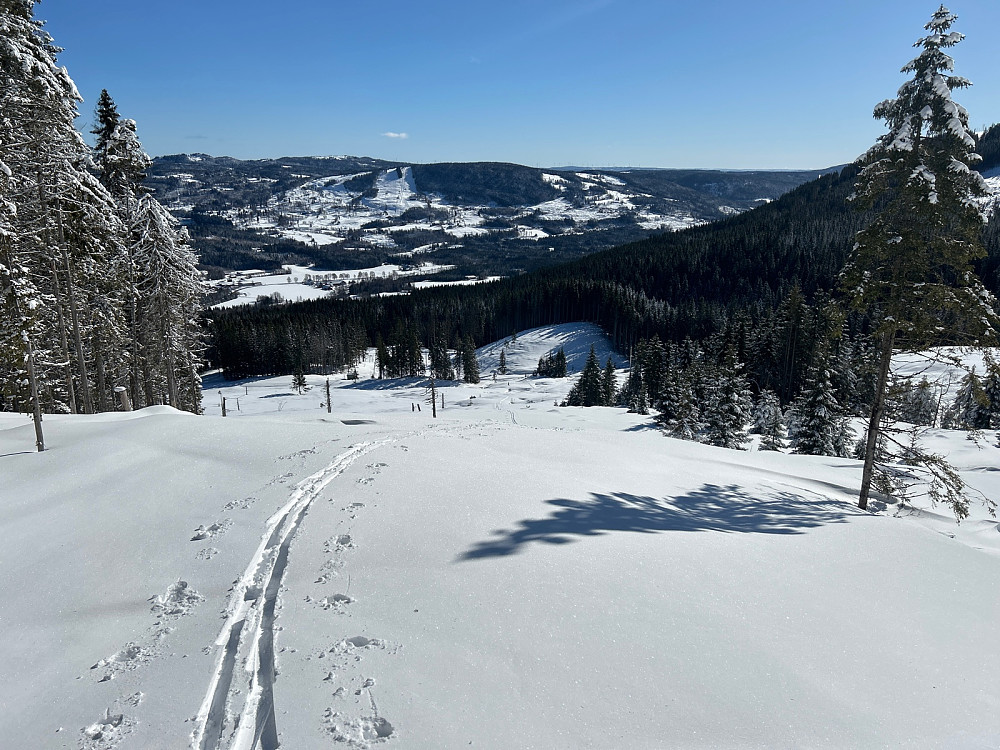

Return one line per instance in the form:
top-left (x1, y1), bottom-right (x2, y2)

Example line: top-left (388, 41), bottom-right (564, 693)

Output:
top-left (2, 324), bottom-right (999, 749)
top-left (227, 167), bottom-right (705, 251)
top-left (210, 263), bottom-right (457, 309)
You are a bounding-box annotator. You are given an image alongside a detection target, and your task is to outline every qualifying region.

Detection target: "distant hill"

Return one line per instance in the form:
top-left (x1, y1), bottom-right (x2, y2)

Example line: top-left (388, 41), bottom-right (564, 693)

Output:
top-left (147, 155), bottom-right (833, 278)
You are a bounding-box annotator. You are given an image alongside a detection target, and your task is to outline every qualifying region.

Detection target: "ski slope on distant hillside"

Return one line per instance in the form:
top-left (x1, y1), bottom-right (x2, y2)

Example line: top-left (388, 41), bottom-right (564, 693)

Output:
top-left (2, 324), bottom-right (999, 749)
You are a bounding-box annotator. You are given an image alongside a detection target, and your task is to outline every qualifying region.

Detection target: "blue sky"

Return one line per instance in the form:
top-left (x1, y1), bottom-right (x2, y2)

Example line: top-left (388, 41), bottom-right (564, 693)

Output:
top-left (39, 0), bottom-right (1000, 169)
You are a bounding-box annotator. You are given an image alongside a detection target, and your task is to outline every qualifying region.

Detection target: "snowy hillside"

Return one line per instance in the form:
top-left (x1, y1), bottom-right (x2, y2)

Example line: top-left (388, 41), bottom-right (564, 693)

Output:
top-left (2, 325), bottom-right (999, 749)
top-left (234, 165), bottom-right (706, 253)
top-left (147, 156), bottom-right (829, 277)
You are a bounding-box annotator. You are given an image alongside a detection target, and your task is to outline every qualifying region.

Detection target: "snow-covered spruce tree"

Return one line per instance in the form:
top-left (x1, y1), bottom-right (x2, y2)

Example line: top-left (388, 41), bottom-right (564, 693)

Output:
top-left (842, 7), bottom-right (998, 516)
top-left (498, 349), bottom-right (507, 375)
top-left (429, 332), bottom-right (454, 381)
top-left (788, 355), bottom-right (853, 457)
top-left (564, 345), bottom-right (604, 407)
top-left (891, 376), bottom-right (938, 426)
top-left (658, 372), bottom-right (703, 442)
top-left (90, 88), bottom-right (120, 179)
top-left (292, 365), bottom-right (307, 394)
top-left (130, 195), bottom-right (204, 411)
top-left (942, 367), bottom-right (988, 429)
top-left (91, 101), bottom-right (204, 412)
top-left (601, 357), bottom-right (617, 406)
top-left (752, 390), bottom-right (786, 451)
top-left (701, 346), bottom-right (751, 450)
top-left (0, 162), bottom-right (45, 449)
top-left (1, 0), bottom-right (130, 418)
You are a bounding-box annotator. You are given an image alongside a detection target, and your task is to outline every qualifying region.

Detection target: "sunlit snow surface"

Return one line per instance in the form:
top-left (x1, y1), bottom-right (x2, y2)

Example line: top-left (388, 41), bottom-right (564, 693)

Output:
top-left (228, 166), bottom-right (705, 250)
top-left (2, 324), bottom-right (999, 749)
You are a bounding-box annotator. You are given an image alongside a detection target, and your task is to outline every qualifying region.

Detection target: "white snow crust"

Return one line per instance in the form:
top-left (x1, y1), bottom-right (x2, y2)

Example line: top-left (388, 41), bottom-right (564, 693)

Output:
top-left (2, 323), bottom-right (999, 749)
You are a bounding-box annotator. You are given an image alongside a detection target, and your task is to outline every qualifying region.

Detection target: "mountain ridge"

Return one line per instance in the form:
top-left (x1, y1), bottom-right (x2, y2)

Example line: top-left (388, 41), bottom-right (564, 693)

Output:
top-left (147, 155), bottom-right (833, 278)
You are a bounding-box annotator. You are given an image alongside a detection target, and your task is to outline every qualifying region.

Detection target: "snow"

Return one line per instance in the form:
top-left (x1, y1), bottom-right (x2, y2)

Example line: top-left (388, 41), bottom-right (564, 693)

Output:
top-left (2, 324), bottom-right (1000, 749)
top-left (210, 263), bottom-right (456, 309)
top-left (410, 276), bottom-right (503, 290)
top-left (222, 166), bottom-right (713, 253)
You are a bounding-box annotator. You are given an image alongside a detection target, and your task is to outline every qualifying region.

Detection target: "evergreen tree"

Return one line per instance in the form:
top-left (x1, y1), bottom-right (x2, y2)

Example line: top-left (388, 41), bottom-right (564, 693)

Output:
top-left (498, 348), bottom-right (508, 375)
top-left (461, 335), bottom-right (479, 383)
top-left (292, 365), bottom-right (307, 394)
top-left (753, 390), bottom-right (786, 451)
top-left (564, 346), bottom-right (604, 407)
top-left (91, 88), bottom-right (120, 177)
top-left (788, 356), bottom-right (852, 457)
top-left (375, 335), bottom-right (389, 379)
top-left (601, 357), bottom-right (617, 406)
top-left (659, 372), bottom-right (703, 441)
top-left (130, 195), bottom-right (204, 411)
top-left (536, 347), bottom-right (567, 377)
top-left (429, 332), bottom-right (455, 381)
top-left (892, 377), bottom-right (938, 426)
top-left (943, 368), bottom-right (988, 429)
top-left (843, 7), bottom-right (998, 516)
top-left (1, 0), bottom-right (128, 421)
top-left (701, 347), bottom-right (751, 450)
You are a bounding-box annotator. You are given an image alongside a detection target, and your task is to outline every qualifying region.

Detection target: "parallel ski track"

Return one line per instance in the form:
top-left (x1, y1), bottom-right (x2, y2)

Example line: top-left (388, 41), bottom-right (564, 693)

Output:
top-left (192, 441), bottom-right (385, 750)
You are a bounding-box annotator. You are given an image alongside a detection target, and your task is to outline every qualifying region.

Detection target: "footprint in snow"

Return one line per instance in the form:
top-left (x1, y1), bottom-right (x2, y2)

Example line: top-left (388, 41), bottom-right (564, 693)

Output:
top-left (315, 593), bottom-right (355, 612)
top-left (149, 580), bottom-right (204, 617)
top-left (190, 519), bottom-right (232, 541)
top-left (80, 707), bottom-right (133, 750)
top-left (223, 496), bottom-right (256, 511)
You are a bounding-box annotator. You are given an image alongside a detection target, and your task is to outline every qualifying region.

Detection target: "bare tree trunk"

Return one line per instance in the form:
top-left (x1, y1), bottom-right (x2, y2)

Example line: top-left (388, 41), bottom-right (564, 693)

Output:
top-left (165, 350), bottom-right (178, 407)
top-left (93, 332), bottom-right (110, 412)
top-left (56, 193), bottom-right (95, 415)
top-left (49, 258), bottom-right (77, 414)
top-left (24, 332), bottom-right (45, 452)
top-left (859, 330), bottom-right (896, 510)
top-left (2, 239), bottom-right (44, 451)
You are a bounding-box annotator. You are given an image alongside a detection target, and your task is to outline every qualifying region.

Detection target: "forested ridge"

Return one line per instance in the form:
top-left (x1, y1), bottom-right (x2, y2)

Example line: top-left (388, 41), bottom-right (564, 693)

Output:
top-left (208, 124), bottom-right (1000, 386)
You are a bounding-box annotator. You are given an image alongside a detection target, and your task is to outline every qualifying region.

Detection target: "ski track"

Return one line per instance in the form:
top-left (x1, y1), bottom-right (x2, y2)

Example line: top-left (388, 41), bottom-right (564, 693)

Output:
top-left (191, 441), bottom-right (385, 750)
top-left (494, 397), bottom-right (518, 425)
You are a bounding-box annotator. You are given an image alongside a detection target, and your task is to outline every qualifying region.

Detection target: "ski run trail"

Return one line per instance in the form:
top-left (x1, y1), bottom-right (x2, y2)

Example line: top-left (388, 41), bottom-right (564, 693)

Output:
top-left (192, 441), bottom-right (386, 750)
top-left (3, 324), bottom-right (1000, 749)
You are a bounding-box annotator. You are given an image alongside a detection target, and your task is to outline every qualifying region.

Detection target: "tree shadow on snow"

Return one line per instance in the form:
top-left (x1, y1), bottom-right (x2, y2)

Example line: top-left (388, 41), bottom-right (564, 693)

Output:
top-left (457, 484), bottom-right (857, 561)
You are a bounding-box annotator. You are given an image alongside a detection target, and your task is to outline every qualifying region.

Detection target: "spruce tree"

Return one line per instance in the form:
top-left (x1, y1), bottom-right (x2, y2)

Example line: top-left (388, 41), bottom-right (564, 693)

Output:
top-left (292, 365), bottom-right (307, 394)
top-left (943, 368), bottom-right (988, 429)
top-left (498, 349), bottom-right (508, 375)
top-left (843, 7), bottom-right (998, 516)
top-left (788, 356), bottom-right (852, 457)
top-left (753, 391), bottom-right (786, 451)
top-left (91, 88), bottom-right (120, 178)
top-left (701, 346), bottom-right (751, 450)
top-left (461, 336), bottom-right (479, 384)
top-left (564, 346), bottom-right (604, 407)
top-left (659, 372), bottom-right (703, 441)
top-left (601, 357), bottom-right (616, 406)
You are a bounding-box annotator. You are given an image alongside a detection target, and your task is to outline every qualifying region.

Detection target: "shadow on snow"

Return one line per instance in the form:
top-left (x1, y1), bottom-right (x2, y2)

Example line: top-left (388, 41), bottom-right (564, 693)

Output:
top-left (458, 484), bottom-right (857, 561)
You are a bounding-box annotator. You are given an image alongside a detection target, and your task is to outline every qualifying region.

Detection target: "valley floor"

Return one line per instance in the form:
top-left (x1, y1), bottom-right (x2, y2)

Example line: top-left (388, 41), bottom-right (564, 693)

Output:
top-left (1, 325), bottom-right (999, 749)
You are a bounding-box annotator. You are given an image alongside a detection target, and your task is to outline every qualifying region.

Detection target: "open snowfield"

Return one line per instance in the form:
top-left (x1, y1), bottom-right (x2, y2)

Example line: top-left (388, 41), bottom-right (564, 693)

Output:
top-left (210, 264), bottom-right (457, 310)
top-left (2, 324), bottom-right (1000, 749)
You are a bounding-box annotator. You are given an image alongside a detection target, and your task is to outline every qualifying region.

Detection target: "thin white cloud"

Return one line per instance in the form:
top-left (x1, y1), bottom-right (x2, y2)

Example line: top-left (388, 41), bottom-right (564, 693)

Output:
top-left (382, 132), bottom-right (409, 140)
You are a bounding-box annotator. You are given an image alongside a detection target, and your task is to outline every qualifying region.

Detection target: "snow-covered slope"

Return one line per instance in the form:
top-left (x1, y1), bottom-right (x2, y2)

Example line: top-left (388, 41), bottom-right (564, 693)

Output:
top-left (233, 166), bottom-right (705, 251)
top-left (2, 325), bottom-right (999, 749)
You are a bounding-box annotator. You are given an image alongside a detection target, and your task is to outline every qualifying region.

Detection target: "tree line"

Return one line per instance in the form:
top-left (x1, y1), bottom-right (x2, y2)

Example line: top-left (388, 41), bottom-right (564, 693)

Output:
top-left (1, 2), bottom-right (204, 449)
